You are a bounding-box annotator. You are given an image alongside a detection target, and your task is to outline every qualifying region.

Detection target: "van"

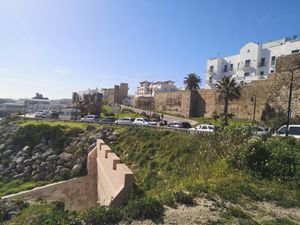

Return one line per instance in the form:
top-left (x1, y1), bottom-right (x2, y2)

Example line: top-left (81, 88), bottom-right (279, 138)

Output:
top-left (275, 125), bottom-right (300, 139)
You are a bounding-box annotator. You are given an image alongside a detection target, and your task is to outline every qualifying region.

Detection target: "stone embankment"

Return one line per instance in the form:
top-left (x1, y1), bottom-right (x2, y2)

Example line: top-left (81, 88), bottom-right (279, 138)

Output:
top-left (0, 120), bottom-right (118, 183)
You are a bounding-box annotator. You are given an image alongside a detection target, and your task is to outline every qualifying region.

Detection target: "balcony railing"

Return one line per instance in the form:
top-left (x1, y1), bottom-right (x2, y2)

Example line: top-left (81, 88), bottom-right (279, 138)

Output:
top-left (258, 62), bottom-right (265, 67)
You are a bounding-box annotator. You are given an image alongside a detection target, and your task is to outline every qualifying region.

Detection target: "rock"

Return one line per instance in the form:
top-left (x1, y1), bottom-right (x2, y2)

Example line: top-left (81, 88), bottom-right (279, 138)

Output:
top-left (23, 159), bottom-right (33, 167)
top-left (60, 168), bottom-right (71, 178)
top-left (16, 164), bottom-right (24, 173)
top-left (87, 143), bottom-right (96, 153)
top-left (71, 163), bottom-right (82, 176)
top-left (3, 150), bottom-right (13, 157)
top-left (21, 146), bottom-right (31, 154)
top-left (42, 148), bottom-right (54, 159)
top-left (15, 156), bottom-right (25, 164)
top-left (32, 143), bottom-right (48, 154)
top-left (0, 143), bottom-right (5, 151)
top-left (86, 125), bottom-right (96, 131)
top-left (58, 152), bottom-right (73, 161)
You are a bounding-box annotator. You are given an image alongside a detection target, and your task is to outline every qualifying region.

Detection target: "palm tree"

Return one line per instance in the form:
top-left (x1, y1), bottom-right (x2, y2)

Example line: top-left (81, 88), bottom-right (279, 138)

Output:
top-left (216, 77), bottom-right (241, 125)
top-left (184, 73), bottom-right (201, 90)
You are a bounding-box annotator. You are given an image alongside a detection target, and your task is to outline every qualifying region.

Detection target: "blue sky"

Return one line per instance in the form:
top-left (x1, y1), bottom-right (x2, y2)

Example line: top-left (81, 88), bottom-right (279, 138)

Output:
top-left (0, 0), bottom-right (299, 99)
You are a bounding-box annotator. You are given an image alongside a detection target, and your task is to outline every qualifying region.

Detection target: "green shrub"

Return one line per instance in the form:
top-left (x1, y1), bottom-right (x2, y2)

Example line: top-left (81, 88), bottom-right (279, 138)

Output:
top-left (81, 206), bottom-right (122, 225)
top-left (229, 138), bottom-right (300, 180)
top-left (123, 197), bottom-right (164, 221)
top-left (173, 191), bottom-right (195, 206)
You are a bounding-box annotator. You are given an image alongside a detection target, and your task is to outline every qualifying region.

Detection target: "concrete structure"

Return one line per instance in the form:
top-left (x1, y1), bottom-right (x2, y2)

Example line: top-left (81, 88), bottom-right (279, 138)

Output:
top-left (24, 99), bottom-right (51, 113)
top-left (3, 140), bottom-right (134, 211)
top-left (205, 36), bottom-right (300, 88)
top-left (101, 83), bottom-right (129, 105)
top-left (136, 80), bottom-right (178, 97)
top-left (0, 102), bottom-right (24, 114)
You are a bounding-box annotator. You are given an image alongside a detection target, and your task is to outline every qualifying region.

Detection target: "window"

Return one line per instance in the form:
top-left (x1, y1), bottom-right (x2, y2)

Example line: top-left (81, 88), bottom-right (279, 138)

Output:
top-left (270, 70), bottom-right (274, 73)
top-left (209, 66), bottom-right (214, 72)
top-left (291, 49), bottom-right (300, 54)
top-left (202, 126), bottom-right (208, 129)
top-left (260, 71), bottom-right (264, 75)
top-left (223, 65), bottom-right (228, 72)
top-left (289, 127), bottom-right (300, 135)
top-left (259, 58), bottom-right (265, 67)
top-left (245, 60), bottom-right (251, 67)
top-left (271, 56), bottom-right (276, 65)
top-left (244, 72), bottom-right (250, 76)
top-left (238, 62), bottom-right (240, 69)
top-left (278, 126), bottom-right (287, 134)
top-left (230, 64), bottom-right (233, 71)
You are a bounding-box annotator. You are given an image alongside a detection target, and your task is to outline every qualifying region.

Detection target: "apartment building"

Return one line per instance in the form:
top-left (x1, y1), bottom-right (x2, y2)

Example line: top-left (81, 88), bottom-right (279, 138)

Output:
top-left (205, 36), bottom-right (300, 88)
top-left (136, 80), bottom-right (178, 97)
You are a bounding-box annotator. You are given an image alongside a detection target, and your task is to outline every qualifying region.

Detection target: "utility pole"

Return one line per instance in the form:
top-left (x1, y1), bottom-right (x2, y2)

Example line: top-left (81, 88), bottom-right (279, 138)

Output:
top-left (285, 66), bottom-right (300, 136)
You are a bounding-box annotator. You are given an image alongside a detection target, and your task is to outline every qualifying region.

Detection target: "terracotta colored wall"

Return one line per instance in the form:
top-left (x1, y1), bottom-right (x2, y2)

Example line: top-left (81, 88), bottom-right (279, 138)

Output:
top-left (3, 139), bottom-right (134, 211)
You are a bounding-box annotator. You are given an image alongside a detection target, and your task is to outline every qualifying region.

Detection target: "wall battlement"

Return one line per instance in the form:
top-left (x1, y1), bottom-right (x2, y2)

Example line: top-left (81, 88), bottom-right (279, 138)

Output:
top-left (2, 139), bottom-right (134, 211)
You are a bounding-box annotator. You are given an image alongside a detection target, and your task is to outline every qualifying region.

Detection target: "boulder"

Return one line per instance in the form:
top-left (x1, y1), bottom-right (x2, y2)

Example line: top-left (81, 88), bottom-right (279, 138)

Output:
top-left (3, 150), bottom-right (13, 157)
top-left (42, 148), bottom-right (54, 159)
top-left (0, 143), bottom-right (5, 151)
top-left (58, 152), bottom-right (73, 161)
top-left (60, 168), bottom-right (71, 178)
top-left (71, 163), bottom-right (82, 176)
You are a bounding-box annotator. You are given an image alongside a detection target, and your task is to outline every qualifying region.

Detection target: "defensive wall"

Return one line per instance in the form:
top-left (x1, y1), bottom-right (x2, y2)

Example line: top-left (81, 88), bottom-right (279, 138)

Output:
top-left (134, 53), bottom-right (300, 120)
top-left (2, 139), bottom-right (134, 211)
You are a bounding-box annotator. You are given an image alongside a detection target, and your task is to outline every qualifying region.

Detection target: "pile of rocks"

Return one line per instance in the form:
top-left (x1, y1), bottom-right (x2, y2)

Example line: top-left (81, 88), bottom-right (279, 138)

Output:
top-left (0, 121), bottom-right (119, 183)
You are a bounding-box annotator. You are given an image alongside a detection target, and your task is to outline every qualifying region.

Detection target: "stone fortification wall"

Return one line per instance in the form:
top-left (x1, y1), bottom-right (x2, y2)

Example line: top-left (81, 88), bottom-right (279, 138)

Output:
top-left (133, 54), bottom-right (300, 120)
top-left (3, 139), bottom-right (134, 211)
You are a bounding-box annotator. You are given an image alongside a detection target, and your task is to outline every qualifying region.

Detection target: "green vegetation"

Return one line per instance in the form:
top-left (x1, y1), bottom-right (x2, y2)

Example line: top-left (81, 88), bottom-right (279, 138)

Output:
top-left (183, 73), bottom-right (201, 90)
top-left (0, 180), bottom-right (48, 197)
top-left (216, 77), bottom-right (241, 124)
top-left (13, 123), bottom-right (84, 150)
top-left (1, 118), bottom-right (300, 223)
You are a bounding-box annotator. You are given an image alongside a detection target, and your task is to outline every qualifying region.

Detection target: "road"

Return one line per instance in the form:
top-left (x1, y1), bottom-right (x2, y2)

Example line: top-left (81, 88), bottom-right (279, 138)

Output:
top-left (121, 106), bottom-right (198, 126)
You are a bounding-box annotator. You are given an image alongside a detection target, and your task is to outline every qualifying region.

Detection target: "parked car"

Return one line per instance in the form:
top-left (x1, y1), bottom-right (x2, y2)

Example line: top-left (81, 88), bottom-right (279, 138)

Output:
top-left (168, 121), bottom-right (192, 129)
top-left (99, 116), bottom-right (116, 124)
top-left (250, 126), bottom-right (269, 136)
top-left (115, 117), bottom-right (133, 125)
top-left (189, 124), bottom-right (217, 132)
top-left (35, 111), bottom-right (48, 118)
top-left (274, 125), bottom-right (300, 139)
top-left (134, 118), bottom-right (157, 126)
top-left (82, 114), bottom-right (100, 122)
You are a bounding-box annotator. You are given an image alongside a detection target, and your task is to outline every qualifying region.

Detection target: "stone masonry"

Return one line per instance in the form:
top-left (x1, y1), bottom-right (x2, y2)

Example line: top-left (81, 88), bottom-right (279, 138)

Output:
top-left (138, 53), bottom-right (300, 120)
top-left (3, 139), bottom-right (134, 211)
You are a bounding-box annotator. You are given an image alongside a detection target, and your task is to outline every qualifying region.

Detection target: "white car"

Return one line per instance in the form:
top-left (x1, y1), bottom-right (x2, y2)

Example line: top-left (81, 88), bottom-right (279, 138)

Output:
top-left (115, 117), bottom-right (133, 125)
top-left (274, 125), bottom-right (300, 139)
top-left (133, 118), bottom-right (157, 126)
top-left (189, 124), bottom-right (216, 133)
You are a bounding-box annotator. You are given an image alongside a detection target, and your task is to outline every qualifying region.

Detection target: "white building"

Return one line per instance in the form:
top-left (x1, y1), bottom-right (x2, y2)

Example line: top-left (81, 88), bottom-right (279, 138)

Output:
top-left (205, 36), bottom-right (300, 89)
top-left (136, 80), bottom-right (178, 97)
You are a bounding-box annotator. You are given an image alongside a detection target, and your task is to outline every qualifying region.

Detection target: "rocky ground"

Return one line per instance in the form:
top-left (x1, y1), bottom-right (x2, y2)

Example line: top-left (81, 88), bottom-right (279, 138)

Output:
top-left (0, 120), bottom-right (117, 183)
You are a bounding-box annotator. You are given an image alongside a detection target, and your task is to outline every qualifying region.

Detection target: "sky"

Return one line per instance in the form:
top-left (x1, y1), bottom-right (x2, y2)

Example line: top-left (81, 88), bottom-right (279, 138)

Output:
top-left (0, 0), bottom-right (299, 99)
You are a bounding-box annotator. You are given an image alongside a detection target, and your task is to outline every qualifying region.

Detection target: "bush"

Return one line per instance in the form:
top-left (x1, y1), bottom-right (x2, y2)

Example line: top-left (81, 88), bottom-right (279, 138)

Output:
top-left (123, 197), bottom-right (164, 221)
top-left (173, 191), bottom-right (195, 206)
top-left (82, 206), bottom-right (122, 225)
top-left (229, 138), bottom-right (300, 180)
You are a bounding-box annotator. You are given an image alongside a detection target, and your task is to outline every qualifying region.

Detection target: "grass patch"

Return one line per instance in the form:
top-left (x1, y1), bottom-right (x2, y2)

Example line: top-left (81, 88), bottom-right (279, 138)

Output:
top-left (0, 180), bottom-right (48, 197)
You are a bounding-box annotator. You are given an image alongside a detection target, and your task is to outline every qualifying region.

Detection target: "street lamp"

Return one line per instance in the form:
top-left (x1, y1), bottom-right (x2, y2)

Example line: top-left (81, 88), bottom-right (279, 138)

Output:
top-left (251, 94), bottom-right (256, 124)
top-left (285, 66), bottom-right (300, 137)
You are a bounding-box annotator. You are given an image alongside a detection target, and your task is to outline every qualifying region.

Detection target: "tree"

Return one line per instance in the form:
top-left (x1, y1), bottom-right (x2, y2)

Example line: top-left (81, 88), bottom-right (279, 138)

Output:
top-left (216, 77), bottom-right (241, 125)
top-left (184, 73), bottom-right (201, 90)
